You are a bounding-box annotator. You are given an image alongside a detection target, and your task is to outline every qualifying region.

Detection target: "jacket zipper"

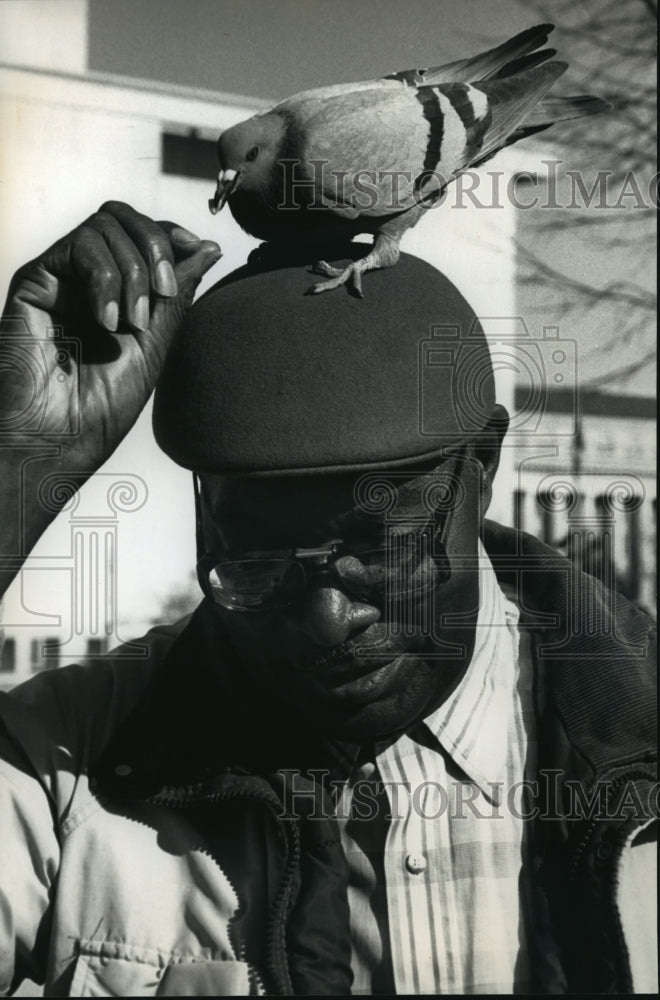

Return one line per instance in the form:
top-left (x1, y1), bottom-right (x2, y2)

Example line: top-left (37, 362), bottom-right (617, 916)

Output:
top-left (568, 768), bottom-right (655, 875)
top-left (567, 768), bottom-right (655, 992)
top-left (148, 778), bottom-right (297, 995)
top-left (265, 814), bottom-right (300, 996)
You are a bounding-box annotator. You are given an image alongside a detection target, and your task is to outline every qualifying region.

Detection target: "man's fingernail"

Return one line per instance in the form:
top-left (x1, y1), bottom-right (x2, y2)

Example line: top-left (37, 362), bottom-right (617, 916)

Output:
top-left (155, 259), bottom-right (177, 296)
top-left (172, 226), bottom-right (200, 244)
top-left (103, 301), bottom-right (119, 331)
top-left (134, 295), bottom-right (150, 331)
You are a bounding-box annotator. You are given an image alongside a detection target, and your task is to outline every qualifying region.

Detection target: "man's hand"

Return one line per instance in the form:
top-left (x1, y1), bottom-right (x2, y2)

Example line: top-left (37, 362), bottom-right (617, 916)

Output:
top-left (1, 201), bottom-right (221, 470)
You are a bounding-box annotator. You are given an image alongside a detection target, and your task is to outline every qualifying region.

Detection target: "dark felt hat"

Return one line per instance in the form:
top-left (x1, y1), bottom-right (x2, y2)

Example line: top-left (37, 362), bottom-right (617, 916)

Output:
top-left (153, 247), bottom-right (496, 476)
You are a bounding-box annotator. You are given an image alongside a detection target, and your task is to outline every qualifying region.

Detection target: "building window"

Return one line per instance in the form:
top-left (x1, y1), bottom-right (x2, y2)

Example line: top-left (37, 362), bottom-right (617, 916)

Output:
top-left (31, 637), bottom-right (60, 671)
top-left (161, 130), bottom-right (218, 180)
top-left (86, 637), bottom-right (108, 658)
top-left (0, 638), bottom-right (16, 673)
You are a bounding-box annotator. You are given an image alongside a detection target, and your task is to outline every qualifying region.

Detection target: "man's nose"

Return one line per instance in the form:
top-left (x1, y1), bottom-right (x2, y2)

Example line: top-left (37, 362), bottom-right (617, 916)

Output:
top-left (300, 580), bottom-right (380, 647)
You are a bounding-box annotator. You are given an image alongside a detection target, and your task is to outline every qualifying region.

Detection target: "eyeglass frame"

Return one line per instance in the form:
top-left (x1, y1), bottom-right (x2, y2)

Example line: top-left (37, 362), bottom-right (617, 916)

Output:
top-left (194, 444), bottom-right (479, 613)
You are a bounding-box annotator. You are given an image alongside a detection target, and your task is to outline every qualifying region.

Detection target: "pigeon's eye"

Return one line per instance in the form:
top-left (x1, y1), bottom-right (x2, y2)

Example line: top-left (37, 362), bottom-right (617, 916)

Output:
top-left (246, 146), bottom-right (260, 162)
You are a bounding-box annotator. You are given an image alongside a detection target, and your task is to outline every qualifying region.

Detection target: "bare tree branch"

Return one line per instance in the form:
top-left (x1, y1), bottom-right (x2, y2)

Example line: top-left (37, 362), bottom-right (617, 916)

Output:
top-left (579, 346), bottom-right (657, 387)
top-left (514, 0), bottom-right (655, 397)
top-left (516, 241), bottom-right (656, 311)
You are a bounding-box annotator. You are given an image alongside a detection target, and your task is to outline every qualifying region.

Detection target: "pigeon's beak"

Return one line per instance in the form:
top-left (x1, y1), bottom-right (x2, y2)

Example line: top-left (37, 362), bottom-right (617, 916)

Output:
top-left (208, 169), bottom-right (240, 215)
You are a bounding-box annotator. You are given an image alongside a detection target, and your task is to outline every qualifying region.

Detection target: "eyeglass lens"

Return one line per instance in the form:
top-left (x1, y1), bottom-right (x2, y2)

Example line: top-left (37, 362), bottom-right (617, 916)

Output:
top-left (208, 528), bottom-right (450, 611)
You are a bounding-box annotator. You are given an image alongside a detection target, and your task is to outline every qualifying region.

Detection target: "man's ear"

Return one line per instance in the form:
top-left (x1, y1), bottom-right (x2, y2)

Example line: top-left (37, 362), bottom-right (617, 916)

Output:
top-left (472, 404), bottom-right (509, 517)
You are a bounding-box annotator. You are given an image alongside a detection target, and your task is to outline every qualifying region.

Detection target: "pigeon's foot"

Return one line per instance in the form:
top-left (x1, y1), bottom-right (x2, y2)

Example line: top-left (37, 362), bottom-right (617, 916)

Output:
top-left (309, 258), bottom-right (364, 295)
top-left (312, 260), bottom-right (345, 279)
top-left (308, 235), bottom-right (401, 296)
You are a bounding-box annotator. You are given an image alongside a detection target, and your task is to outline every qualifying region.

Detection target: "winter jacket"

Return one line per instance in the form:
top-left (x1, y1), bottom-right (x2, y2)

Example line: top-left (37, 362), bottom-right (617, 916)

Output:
top-left (0, 523), bottom-right (656, 995)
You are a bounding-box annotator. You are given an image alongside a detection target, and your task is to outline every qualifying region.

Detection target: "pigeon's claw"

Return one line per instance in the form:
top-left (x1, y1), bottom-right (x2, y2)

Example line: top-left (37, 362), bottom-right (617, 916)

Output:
top-left (312, 260), bottom-right (344, 278)
top-left (308, 234), bottom-right (401, 296)
top-left (309, 262), bottom-right (363, 296)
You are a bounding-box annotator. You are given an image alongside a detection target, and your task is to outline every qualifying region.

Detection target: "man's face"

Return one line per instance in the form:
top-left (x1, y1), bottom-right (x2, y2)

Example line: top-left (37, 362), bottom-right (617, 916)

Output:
top-left (198, 449), bottom-right (492, 742)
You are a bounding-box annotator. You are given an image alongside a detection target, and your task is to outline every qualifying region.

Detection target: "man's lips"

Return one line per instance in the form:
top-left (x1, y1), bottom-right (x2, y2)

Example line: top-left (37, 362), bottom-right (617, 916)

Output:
top-left (304, 635), bottom-right (405, 681)
top-left (295, 636), bottom-right (409, 706)
top-left (311, 654), bottom-right (407, 707)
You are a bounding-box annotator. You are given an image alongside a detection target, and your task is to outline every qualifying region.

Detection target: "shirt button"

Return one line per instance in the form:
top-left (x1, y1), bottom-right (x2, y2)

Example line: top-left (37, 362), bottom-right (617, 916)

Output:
top-left (405, 852), bottom-right (427, 875)
top-left (114, 763), bottom-right (133, 777)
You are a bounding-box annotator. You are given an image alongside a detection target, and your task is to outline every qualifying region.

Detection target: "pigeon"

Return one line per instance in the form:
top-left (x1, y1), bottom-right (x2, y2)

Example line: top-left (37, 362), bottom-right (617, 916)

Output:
top-left (208, 24), bottom-right (609, 295)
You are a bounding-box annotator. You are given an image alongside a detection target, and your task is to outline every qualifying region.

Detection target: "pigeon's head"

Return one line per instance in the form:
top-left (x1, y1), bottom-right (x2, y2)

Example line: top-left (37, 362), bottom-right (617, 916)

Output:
top-left (209, 114), bottom-right (285, 214)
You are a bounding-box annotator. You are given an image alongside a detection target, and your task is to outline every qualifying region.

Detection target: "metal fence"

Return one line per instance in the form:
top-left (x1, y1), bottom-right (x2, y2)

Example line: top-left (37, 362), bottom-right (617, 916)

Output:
top-left (514, 479), bottom-right (656, 615)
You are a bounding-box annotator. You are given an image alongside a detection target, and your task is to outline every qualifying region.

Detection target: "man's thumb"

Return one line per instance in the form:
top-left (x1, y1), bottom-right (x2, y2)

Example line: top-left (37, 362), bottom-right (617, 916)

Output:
top-left (175, 239), bottom-right (223, 298)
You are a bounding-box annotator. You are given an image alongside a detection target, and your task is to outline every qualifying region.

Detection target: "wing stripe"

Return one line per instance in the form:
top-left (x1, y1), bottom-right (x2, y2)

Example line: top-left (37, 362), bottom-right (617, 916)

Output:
top-left (446, 83), bottom-right (477, 131)
top-left (433, 89), bottom-right (468, 172)
top-left (466, 85), bottom-right (489, 121)
top-left (443, 84), bottom-right (493, 158)
top-left (414, 89), bottom-right (445, 172)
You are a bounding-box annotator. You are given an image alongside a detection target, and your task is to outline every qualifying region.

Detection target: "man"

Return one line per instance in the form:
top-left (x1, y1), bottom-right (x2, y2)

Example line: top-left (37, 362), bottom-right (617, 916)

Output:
top-left (0, 202), bottom-right (656, 996)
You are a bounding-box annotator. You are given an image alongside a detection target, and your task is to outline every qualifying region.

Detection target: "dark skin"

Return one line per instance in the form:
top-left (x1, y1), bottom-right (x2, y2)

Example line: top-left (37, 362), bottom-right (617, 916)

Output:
top-left (199, 412), bottom-right (507, 743)
top-left (0, 202), bottom-right (221, 598)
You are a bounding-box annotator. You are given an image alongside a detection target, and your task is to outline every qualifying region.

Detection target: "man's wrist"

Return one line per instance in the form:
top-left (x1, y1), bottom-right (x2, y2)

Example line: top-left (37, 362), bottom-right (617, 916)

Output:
top-left (0, 445), bottom-right (94, 598)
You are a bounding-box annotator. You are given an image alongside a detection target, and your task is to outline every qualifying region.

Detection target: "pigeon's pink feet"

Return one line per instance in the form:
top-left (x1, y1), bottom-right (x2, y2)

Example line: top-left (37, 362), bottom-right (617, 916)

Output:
top-left (309, 236), bottom-right (400, 296)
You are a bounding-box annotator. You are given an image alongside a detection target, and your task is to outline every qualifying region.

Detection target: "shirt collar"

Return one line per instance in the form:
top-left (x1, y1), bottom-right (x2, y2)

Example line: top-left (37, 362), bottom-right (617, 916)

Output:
top-left (422, 539), bottom-right (521, 805)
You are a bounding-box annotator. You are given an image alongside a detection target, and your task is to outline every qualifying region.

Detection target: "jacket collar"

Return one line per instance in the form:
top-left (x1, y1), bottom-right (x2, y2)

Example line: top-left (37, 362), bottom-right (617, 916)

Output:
top-left (483, 520), bottom-right (656, 787)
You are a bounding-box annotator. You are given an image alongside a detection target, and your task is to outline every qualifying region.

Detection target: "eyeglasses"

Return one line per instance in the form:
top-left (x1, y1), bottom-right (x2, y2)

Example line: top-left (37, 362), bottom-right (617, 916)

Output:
top-left (196, 454), bottom-right (467, 614)
top-left (197, 526), bottom-right (452, 613)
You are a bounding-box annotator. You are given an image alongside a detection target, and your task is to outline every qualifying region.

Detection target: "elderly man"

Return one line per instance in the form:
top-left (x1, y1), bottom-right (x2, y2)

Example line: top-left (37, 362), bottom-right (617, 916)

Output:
top-left (0, 203), bottom-right (656, 997)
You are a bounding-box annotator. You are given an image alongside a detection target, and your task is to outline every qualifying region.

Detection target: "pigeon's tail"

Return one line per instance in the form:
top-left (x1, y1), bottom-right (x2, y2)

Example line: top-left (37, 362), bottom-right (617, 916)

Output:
top-left (524, 95), bottom-right (614, 126)
top-left (470, 94), bottom-right (613, 168)
top-left (464, 61), bottom-right (568, 168)
top-left (387, 23), bottom-right (557, 87)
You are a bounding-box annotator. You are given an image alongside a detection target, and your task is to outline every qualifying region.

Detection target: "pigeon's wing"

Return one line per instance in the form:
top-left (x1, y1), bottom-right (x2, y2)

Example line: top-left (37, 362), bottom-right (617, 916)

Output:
top-left (372, 63), bottom-right (569, 201)
top-left (449, 61), bottom-right (567, 167)
top-left (295, 87), bottom-right (434, 218)
top-left (375, 62), bottom-right (570, 204)
top-left (287, 61), bottom-right (570, 221)
top-left (386, 23), bottom-right (556, 86)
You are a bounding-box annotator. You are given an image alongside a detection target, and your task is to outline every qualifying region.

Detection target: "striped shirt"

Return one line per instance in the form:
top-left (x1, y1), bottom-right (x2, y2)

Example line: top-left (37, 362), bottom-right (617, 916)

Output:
top-left (337, 541), bottom-right (536, 994)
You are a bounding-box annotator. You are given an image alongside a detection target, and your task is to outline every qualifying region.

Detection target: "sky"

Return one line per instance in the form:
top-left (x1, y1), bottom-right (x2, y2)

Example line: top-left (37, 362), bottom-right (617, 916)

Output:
top-left (88, 0), bottom-right (530, 99)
